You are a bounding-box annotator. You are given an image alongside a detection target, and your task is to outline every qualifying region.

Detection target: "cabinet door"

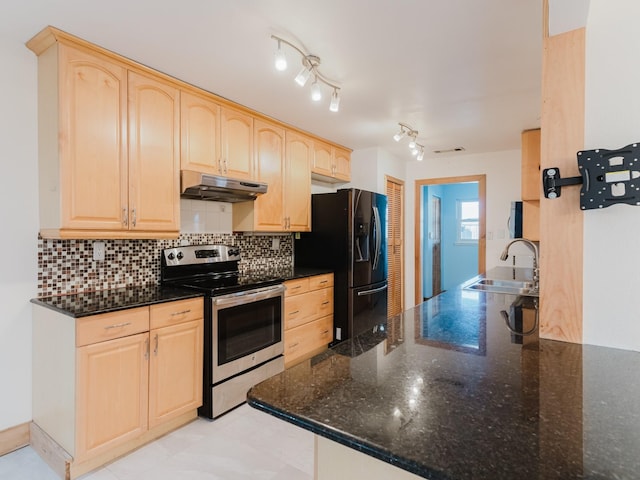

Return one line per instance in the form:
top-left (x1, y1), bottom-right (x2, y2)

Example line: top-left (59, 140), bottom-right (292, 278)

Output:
top-left (59, 44), bottom-right (128, 230)
top-left (521, 129), bottom-right (541, 200)
top-left (181, 90), bottom-right (221, 174)
top-left (128, 71), bottom-right (180, 232)
top-left (312, 140), bottom-right (334, 177)
top-left (252, 119), bottom-right (286, 231)
top-left (148, 319), bottom-right (203, 428)
top-left (285, 131), bottom-right (312, 231)
top-left (333, 147), bottom-right (351, 182)
top-left (221, 106), bottom-right (253, 179)
top-left (76, 332), bottom-right (149, 461)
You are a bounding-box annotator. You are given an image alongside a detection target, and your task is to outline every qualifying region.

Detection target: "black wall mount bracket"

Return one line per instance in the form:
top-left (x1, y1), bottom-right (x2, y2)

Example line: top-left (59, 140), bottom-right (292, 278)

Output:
top-left (542, 142), bottom-right (640, 210)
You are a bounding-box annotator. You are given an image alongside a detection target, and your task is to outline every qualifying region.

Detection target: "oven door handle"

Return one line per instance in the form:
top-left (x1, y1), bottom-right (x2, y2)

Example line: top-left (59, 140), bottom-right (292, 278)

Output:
top-left (213, 284), bottom-right (285, 307)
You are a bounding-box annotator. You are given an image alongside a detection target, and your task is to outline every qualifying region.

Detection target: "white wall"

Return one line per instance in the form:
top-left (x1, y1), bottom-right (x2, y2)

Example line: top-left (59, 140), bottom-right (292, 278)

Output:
top-left (583, 0), bottom-right (640, 351)
top-left (0, 35), bottom-right (39, 430)
top-left (404, 150), bottom-right (522, 309)
top-left (548, 0), bottom-right (590, 35)
top-left (347, 147), bottom-right (406, 194)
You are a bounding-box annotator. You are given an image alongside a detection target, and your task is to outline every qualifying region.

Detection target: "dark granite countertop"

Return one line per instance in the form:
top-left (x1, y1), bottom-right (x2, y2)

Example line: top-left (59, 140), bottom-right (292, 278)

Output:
top-left (31, 285), bottom-right (203, 318)
top-left (30, 267), bottom-right (333, 318)
top-left (248, 278), bottom-right (640, 479)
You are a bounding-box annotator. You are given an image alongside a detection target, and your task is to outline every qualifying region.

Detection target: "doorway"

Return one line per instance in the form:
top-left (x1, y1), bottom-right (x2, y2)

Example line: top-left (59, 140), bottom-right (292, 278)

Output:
top-left (414, 175), bottom-right (486, 305)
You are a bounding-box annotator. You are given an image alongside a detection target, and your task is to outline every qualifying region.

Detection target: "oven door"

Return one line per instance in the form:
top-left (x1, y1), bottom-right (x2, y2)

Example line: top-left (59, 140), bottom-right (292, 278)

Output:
top-left (211, 284), bottom-right (284, 383)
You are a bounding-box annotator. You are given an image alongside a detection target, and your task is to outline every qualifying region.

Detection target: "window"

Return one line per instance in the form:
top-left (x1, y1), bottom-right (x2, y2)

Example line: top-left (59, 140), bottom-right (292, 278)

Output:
top-left (457, 200), bottom-right (479, 243)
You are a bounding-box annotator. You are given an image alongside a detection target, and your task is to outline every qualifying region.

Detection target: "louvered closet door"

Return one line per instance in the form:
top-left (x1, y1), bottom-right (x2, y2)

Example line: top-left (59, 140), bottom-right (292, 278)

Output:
top-left (386, 176), bottom-right (404, 318)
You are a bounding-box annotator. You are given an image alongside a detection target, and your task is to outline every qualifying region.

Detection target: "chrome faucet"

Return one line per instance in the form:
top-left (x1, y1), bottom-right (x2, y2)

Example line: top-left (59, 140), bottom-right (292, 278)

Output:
top-left (499, 238), bottom-right (539, 292)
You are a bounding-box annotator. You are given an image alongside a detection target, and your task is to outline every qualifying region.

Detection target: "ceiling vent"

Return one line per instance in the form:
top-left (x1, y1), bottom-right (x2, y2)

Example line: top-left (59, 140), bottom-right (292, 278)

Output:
top-left (433, 147), bottom-right (466, 154)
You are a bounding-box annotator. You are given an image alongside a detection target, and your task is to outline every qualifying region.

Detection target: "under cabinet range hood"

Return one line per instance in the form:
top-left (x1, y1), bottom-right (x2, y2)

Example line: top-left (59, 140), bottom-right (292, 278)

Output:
top-left (181, 170), bottom-right (268, 202)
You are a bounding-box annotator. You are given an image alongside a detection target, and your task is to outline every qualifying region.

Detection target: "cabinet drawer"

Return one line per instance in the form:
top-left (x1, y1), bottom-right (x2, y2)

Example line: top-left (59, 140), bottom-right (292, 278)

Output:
top-left (285, 278), bottom-right (309, 297)
top-left (309, 273), bottom-right (333, 290)
top-left (76, 307), bottom-right (149, 347)
top-left (310, 287), bottom-right (333, 320)
top-left (150, 297), bottom-right (203, 330)
top-left (284, 315), bottom-right (333, 366)
top-left (285, 287), bottom-right (334, 330)
top-left (285, 293), bottom-right (316, 330)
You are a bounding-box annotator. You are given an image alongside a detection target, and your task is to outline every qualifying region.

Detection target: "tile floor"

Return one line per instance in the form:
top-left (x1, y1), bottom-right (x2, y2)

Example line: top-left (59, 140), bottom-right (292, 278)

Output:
top-left (0, 405), bottom-right (314, 480)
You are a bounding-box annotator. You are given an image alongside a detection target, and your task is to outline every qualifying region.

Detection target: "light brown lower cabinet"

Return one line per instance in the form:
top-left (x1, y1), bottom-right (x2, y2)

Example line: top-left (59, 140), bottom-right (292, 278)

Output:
top-left (284, 274), bottom-right (334, 367)
top-left (32, 297), bottom-right (203, 479)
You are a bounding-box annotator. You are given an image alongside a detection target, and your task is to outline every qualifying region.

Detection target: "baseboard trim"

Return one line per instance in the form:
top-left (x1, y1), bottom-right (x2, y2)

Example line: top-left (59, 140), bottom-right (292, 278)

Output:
top-left (0, 422), bottom-right (30, 456)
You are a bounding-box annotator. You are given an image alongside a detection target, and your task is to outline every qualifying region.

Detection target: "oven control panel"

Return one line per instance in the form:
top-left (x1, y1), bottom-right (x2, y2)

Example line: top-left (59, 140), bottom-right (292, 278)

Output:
top-left (162, 245), bottom-right (241, 266)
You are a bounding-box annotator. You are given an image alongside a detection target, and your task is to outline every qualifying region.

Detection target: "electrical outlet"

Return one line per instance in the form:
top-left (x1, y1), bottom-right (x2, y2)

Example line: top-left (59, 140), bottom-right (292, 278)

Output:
top-left (93, 241), bottom-right (105, 261)
top-left (271, 237), bottom-right (280, 250)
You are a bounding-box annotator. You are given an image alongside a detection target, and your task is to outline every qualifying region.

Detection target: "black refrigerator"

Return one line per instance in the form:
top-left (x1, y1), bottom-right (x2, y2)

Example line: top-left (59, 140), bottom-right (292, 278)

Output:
top-left (295, 189), bottom-right (387, 343)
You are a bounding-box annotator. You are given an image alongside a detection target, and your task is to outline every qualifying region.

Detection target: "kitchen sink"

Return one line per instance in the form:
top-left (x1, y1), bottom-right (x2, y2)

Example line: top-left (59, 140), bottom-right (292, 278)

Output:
top-left (464, 278), bottom-right (539, 297)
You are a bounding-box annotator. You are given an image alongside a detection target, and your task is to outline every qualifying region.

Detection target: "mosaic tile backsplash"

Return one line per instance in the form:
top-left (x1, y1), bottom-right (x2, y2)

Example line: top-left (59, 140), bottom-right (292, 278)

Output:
top-left (37, 233), bottom-right (293, 297)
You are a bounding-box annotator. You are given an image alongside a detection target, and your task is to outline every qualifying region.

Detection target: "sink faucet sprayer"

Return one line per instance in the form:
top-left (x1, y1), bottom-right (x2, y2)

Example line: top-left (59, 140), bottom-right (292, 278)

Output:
top-left (499, 239), bottom-right (539, 291)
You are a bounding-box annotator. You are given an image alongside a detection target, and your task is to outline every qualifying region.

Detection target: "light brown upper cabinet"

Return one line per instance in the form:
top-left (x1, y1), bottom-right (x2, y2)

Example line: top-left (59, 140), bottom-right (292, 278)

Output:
top-left (180, 90), bottom-right (221, 174)
top-left (127, 71), bottom-right (180, 233)
top-left (521, 129), bottom-right (541, 241)
top-left (27, 30), bottom-right (180, 239)
top-left (233, 121), bottom-right (310, 232)
top-left (285, 131), bottom-right (312, 231)
top-left (220, 106), bottom-right (254, 180)
top-left (181, 93), bottom-right (255, 180)
top-left (522, 129), bottom-right (541, 201)
top-left (312, 140), bottom-right (351, 183)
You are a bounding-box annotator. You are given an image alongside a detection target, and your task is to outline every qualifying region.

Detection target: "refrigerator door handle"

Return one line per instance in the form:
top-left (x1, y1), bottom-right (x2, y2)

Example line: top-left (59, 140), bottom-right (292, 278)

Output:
top-left (357, 284), bottom-right (388, 296)
top-left (372, 205), bottom-right (382, 270)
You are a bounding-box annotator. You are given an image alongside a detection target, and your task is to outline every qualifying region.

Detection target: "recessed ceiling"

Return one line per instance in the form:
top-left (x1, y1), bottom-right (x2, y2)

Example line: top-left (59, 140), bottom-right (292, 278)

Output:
top-left (1, 0), bottom-right (542, 162)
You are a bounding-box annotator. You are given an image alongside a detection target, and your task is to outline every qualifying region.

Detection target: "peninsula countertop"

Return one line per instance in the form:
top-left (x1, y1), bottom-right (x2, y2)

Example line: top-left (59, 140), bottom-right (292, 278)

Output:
top-left (248, 269), bottom-right (640, 479)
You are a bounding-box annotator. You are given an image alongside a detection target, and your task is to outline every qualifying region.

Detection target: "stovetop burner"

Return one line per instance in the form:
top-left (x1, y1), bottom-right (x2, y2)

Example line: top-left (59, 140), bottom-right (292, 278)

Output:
top-left (160, 244), bottom-right (285, 296)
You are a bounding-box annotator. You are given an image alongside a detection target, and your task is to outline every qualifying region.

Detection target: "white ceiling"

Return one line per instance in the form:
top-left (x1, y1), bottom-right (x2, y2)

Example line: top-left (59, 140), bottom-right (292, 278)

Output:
top-left (1, 0), bottom-right (542, 162)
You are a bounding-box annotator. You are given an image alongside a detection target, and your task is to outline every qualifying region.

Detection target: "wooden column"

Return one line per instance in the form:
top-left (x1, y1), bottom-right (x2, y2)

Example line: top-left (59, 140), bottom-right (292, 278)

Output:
top-left (539, 28), bottom-right (585, 343)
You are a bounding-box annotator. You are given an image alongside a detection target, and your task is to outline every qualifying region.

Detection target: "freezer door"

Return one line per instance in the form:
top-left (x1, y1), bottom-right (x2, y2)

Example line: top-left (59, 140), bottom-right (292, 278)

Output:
top-left (338, 281), bottom-right (388, 341)
top-left (352, 190), bottom-right (387, 287)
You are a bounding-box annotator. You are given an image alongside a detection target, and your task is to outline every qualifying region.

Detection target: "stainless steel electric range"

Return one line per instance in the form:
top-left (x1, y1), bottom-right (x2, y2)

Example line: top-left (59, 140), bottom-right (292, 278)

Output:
top-left (161, 244), bottom-right (285, 418)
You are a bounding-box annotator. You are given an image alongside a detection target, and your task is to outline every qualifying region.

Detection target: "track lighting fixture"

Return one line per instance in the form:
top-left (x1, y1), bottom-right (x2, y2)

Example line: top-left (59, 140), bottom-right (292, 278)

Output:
top-left (271, 34), bottom-right (341, 112)
top-left (394, 122), bottom-right (425, 161)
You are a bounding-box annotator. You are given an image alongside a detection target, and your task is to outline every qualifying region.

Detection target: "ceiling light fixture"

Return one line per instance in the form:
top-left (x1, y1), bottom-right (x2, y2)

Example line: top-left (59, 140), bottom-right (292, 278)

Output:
top-left (271, 34), bottom-right (341, 112)
top-left (394, 122), bottom-right (426, 161)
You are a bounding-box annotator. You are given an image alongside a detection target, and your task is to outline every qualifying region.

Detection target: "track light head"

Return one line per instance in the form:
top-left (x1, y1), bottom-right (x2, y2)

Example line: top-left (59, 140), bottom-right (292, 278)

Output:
top-left (274, 40), bottom-right (287, 71)
top-left (329, 89), bottom-right (340, 112)
top-left (311, 77), bottom-right (322, 101)
top-left (294, 66), bottom-right (312, 86)
top-left (417, 148), bottom-right (425, 161)
top-left (393, 130), bottom-right (406, 142)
